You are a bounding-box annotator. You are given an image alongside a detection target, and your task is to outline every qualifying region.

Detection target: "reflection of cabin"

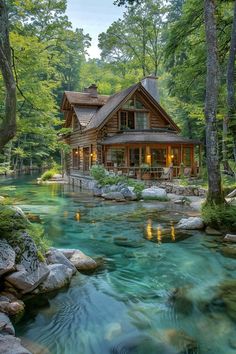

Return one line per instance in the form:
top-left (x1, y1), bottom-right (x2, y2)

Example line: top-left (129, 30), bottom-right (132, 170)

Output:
top-left (61, 76), bottom-right (201, 180)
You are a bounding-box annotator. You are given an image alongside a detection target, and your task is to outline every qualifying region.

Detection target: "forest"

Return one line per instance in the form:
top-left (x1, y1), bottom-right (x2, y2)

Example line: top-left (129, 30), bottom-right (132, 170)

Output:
top-left (0, 0), bottom-right (236, 206)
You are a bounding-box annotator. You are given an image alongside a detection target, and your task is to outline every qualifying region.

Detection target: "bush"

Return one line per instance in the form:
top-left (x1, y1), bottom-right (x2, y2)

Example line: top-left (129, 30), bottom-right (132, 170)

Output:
top-left (90, 165), bottom-right (107, 183)
top-left (201, 203), bottom-right (236, 231)
top-left (41, 168), bottom-right (58, 181)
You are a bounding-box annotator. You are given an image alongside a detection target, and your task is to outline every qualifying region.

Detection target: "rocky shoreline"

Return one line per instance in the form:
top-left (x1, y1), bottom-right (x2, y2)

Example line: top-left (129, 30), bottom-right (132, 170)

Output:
top-left (0, 205), bottom-right (98, 354)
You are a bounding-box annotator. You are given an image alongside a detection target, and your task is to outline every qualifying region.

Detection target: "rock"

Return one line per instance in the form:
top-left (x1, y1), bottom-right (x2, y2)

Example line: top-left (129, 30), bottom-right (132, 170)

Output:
top-left (163, 329), bottom-right (198, 353)
top-left (0, 300), bottom-right (24, 317)
top-left (114, 238), bottom-right (144, 248)
top-left (105, 322), bottom-right (122, 341)
top-left (0, 313), bottom-right (15, 335)
top-left (70, 250), bottom-right (98, 271)
top-left (110, 334), bottom-right (176, 354)
top-left (229, 338), bottom-right (236, 349)
top-left (93, 187), bottom-right (103, 197)
top-left (217, 280), bottom-right (236, 321)
top-left (0, 334), bottom-right (32, 354)
top-left (0, 196), bottom-right (5, 203)
top-left (205, 226), bottom-right (222, 236)
top-left (169, 287), bottom-right (194, 315)
top-left (142, 187), bottom-right (167, 199)
top-left (5, 263), bottom-right (49, 294)
top-left (37, 264), bottom-right (73, 293)
top-left (102, 192), bottom-right (126, 202)
top-left (46, 248), bottom-right (76, 274)
top-left (52, 174), bottom-right (62, 179)
top-left (0, 240), bottom-right (15, 277)
top-left (224, 234), bottom-right (236, 242)
top-left (176, 217), bottom-right (205, 230)
top-left (25, 213), bottom-right (41, 223)
top-left (221, 246), bottom-right (236, 259)
top-left (120, 187), bottom-right (137, 201)
top-left (227, 189), bottom-right (236, 198)
top-left (20, 338), bottom-right (50, 354)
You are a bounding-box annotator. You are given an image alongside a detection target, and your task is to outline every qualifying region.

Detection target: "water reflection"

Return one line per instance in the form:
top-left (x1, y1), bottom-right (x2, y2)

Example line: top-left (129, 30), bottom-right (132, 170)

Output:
top-left (145, 220), bottom-right (177, 244)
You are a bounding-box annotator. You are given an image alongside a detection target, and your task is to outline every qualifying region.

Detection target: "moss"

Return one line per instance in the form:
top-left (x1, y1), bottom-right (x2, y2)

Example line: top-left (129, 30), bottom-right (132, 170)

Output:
top-left (142, 195), bottom-right (169, 202)
top-left (201, 203), bottom-right (236, 231)
top-left (0, 205), bottom-right (50, 259)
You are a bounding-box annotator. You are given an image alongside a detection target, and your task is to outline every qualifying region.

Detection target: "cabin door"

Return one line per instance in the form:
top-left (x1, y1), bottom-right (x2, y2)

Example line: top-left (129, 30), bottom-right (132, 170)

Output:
top-left (83, 147), bottom-right (90, 172)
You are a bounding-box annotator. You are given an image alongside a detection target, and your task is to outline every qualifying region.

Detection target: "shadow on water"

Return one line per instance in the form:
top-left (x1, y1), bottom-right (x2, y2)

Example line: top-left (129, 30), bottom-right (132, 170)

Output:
top-left (1, 176), bottom-right (236, 354)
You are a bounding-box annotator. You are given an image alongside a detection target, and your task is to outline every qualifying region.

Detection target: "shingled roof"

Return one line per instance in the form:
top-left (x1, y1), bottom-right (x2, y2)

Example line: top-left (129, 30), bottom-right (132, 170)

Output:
top-left (84, 83), bottom-right (139, 131)
top-left (101, 131), bottom-right (201, 145)
top-left (62, 91), bottom-right (109, 109)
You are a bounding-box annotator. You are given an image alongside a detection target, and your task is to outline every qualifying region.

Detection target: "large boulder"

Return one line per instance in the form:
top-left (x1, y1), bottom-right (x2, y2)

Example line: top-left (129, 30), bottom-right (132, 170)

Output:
top-left (176, 217), bottom-right (205, 230)
top-left (0, 240), bottom-right (15, 277)
top-left (102, 192), bottom-right (126, 202)
top-left (141, 187), bottom-right (167, 199)
top-left (0, 298), bottom-right (24, 317)
top-left (37, 264), bottom-right (73, 293)
top-left (120, 187), bottom-right (137, 201)
top-left (5, 263), bottom-right (49, 294)
top-left (59, 249), bottom-right (98, 272)
top-left (46, 248), bottom-right (76, 274)
top-left (0, 335), bottom-right (32, 354)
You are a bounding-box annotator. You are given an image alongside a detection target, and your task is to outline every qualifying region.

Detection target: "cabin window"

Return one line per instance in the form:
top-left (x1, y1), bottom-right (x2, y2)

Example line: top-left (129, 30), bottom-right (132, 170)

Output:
top-left (119, 111), bottom-right (148, 130)
top-left (151, 148), bottom-right (167, 167)
top-left (171, 147), bottom-right (180, 166)
top-left (107, 148), bottom-right (125, 167)
top-left (122, 97), bottom-right (145, 110)
top-left (72, 148), bottom-right (80, 169)
top-left (129, 147), bottom-right (146, 166)
top-left (183, 147), bottom-right (191, 167)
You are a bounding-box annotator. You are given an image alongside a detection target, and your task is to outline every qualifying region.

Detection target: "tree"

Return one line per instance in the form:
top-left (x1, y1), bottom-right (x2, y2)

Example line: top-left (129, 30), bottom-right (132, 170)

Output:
top-left (204, 0), bottom-right (224, 204)
top-left (0, 0), bottom-right (16, 152)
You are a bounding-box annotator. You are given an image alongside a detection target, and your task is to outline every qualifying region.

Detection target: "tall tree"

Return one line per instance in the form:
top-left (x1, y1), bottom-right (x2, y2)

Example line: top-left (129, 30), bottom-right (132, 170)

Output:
top-left (0, 0), bottom-right (16, 152)
top-left (204, 0), bottom-right (224, 204)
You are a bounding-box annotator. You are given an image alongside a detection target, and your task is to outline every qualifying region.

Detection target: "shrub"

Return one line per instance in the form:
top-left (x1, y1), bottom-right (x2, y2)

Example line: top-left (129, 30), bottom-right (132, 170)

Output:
top-left (41, 168), bottom-right (58, 181)
top-left (90, 165), bottom-right (107, 183)
top-left (201, 203), bottom-right (236, 231)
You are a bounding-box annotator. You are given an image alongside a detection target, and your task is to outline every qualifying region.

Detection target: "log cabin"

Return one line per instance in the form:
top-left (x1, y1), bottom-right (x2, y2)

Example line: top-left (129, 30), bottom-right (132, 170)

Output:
top-left (61, 76), bottom-right (201, 180)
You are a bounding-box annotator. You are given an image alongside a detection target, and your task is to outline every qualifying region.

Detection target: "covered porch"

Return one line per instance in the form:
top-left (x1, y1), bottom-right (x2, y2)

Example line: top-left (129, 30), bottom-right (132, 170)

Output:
top-left (101, 132), bottom-right (201, 180)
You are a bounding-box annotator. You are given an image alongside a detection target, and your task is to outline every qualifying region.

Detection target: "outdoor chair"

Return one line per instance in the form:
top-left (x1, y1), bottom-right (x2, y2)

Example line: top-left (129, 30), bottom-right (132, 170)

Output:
top-left (160, 165), bottom-right (173, 180)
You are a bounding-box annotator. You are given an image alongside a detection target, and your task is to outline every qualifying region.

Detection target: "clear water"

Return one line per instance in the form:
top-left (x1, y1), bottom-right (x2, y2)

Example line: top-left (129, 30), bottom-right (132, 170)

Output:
top-left (1, 175), bottom-right (236, 354)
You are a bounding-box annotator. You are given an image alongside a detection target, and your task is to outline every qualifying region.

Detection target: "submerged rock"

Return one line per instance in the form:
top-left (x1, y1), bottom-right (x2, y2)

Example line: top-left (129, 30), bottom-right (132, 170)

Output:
top-left (5, 263), bottom-right (49, 294)
top-left (0, 334), bottom-right (31, 354)
top-left (176, 217), bottom-right (205, 230)
top-left (37, 264), bottom-right (73, 293)
top-left (162, 328), bottom-right (198, 354)
top-left (0, 240), bottom-right (15, 277)
top-left (110, 334), bottom-right (176, 354)
top-left (46, 248), bottom-right (77, 274)
top-left (221, 246), bottom-right (236, 259)
top-left (205, 226), bottom-right (222, 236)
top-left (168, 287), bottom-right (194, 315)
top-left (216, 279), bottom-right (236, 321)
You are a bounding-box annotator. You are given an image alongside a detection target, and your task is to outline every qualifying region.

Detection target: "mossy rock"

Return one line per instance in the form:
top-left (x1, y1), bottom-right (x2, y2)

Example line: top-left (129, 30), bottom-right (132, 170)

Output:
top-left (221, 246), bottom-right (236, 259)
top-left (0, 205), bottom-right (29, 237)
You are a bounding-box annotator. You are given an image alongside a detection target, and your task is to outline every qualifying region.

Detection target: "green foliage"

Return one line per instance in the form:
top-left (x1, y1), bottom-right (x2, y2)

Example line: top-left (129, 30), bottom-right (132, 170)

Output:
top-left (90, 165), bottom-right (107, 183)
top-left (201, 203), bottom-right (236, 231)
top-left (127, 179), bottom-right (145, 198)
top-left (40, 168), bottom-right (59, 181)
top-left (0, 205), bottom-right (50, 257)
top-left (142, 195), bottom-right (169, 201)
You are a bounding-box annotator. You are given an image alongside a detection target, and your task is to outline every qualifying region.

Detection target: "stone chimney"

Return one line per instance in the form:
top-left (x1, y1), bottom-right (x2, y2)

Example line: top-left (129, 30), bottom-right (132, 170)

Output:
top-left (141, 75), bottom-right (159, 103)
top-left (84, 84), bottom-right (98, 98)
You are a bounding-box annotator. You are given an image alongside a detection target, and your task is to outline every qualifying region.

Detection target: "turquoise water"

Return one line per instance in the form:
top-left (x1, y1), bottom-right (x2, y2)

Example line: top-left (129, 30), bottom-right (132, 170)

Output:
top-left (1, 175), bottom-right (236, 354)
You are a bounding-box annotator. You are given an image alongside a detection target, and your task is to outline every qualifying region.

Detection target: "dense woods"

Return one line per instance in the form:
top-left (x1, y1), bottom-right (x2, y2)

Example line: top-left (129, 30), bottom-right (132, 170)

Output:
top-left (0, 0), bottom-right (236, 204)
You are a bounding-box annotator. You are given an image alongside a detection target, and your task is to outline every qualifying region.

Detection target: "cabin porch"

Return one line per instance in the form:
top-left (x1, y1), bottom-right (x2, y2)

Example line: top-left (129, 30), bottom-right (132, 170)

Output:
top-left (70, 142), bottom-right (201, 181)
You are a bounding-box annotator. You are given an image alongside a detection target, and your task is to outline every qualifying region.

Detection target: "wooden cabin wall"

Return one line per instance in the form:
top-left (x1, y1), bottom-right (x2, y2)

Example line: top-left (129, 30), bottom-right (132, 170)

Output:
top-left (149, 111), bottom-right (168, 128)
top-left (103, 113), bottom-right (119, 135)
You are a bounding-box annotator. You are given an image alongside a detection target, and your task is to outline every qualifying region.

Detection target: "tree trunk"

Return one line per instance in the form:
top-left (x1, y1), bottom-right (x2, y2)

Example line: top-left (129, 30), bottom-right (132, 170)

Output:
top-left (204, 0), bottom-right (224, 204)
top-left (227, 0), bottom-right (236, 163)
top-left (0, 0), bottom-right (16, 152)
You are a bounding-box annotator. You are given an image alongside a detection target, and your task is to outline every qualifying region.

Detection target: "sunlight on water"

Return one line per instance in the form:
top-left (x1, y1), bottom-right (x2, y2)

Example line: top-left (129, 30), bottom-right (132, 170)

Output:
top-left (1, 175), bottom-right (236, 354)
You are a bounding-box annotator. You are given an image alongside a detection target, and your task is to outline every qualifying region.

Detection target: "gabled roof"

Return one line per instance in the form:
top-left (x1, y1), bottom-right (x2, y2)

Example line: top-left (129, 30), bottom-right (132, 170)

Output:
top-left (84, 83), bottom-right (139, 130)
top-left (84, 82), bottom-right (180, 133)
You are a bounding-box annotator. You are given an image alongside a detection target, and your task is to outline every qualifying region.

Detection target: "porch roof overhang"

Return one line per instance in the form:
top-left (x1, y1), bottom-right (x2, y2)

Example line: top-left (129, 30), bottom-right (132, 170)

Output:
top-left (101, 131), bottom-right (201, 145)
